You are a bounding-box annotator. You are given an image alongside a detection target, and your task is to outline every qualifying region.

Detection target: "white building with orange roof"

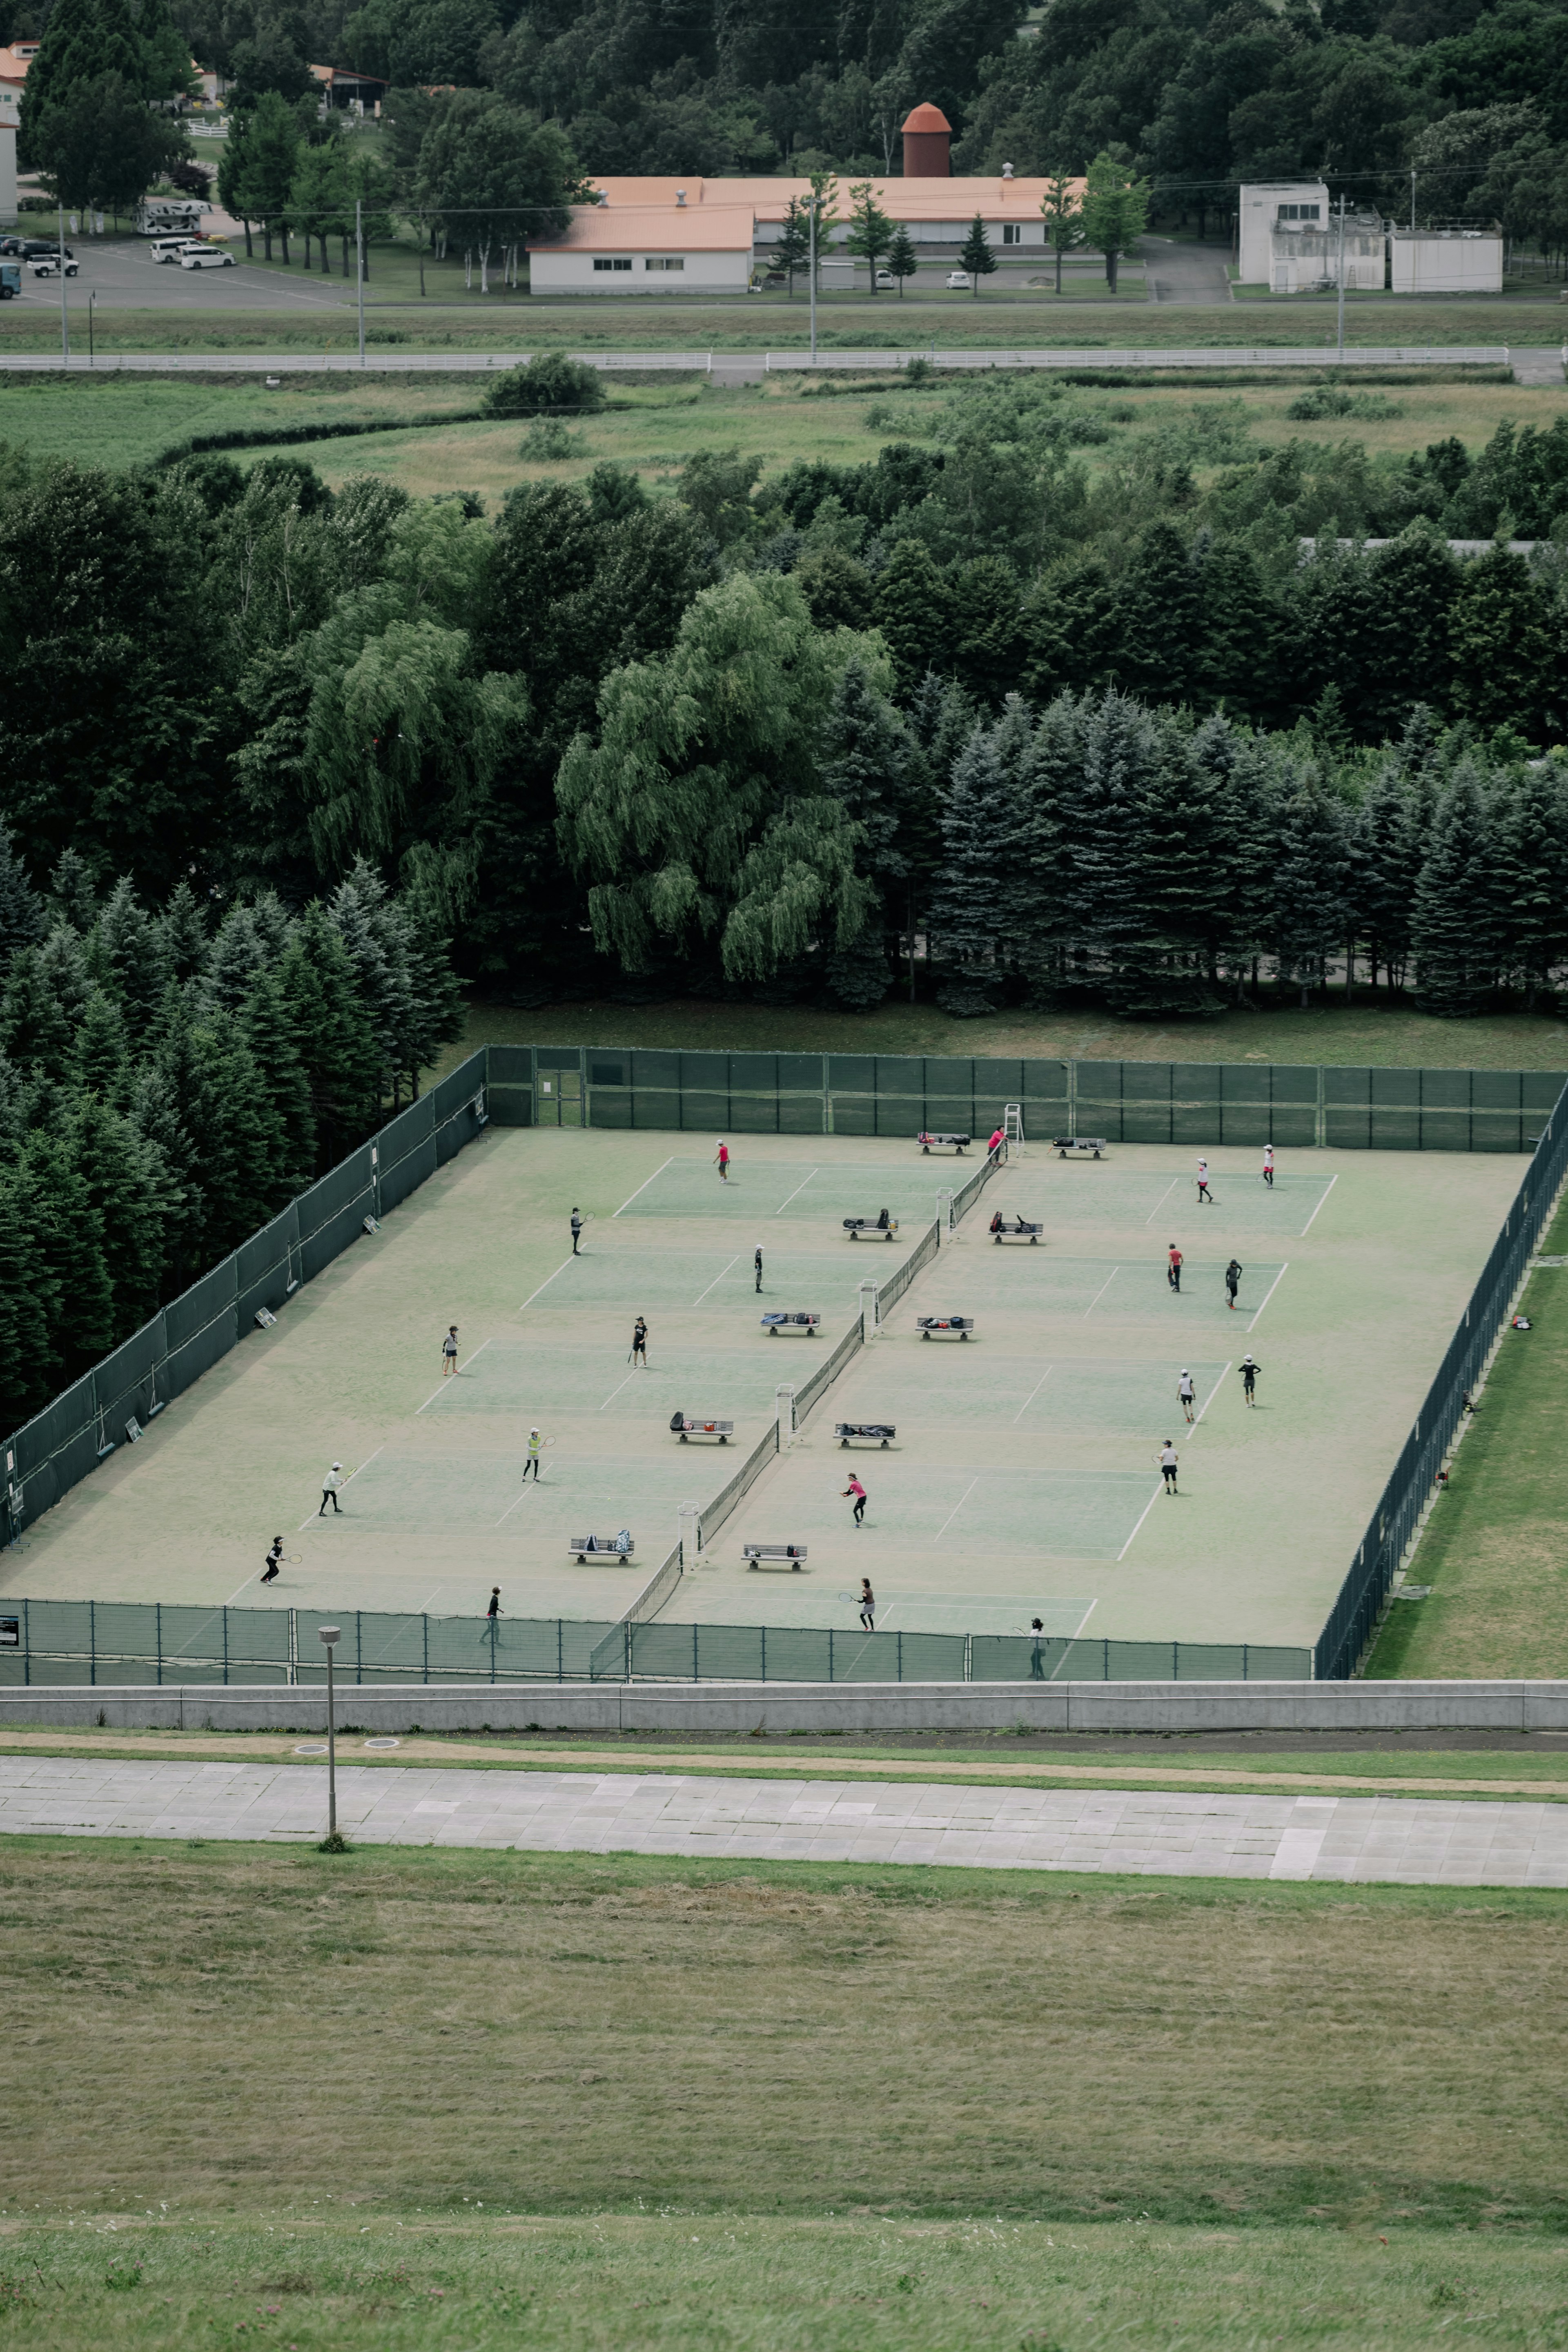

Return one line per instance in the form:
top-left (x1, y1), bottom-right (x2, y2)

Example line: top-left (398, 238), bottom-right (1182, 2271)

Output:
top-left (526, 104), bottom-right (1084, 293)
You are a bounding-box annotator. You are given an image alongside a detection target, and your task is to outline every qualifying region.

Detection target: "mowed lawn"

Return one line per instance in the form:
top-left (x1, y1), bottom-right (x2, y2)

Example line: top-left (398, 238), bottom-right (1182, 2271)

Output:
top-left (1370, 1190), bottom-right (1568, 1679)
top-left (5, 1841), bottom-right (1566, 2231)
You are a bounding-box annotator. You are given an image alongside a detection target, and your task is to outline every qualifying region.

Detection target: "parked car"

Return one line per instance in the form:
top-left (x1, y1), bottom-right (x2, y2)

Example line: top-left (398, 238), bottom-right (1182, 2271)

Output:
top-left (180, 245), bottom-right (235, 268)
top-left (875, 268), bottom-right (896, 287)
top-left (0, 263), bottom-right (18, 299)
top-left (16, 238), bottom-right (71, 261)
top-left (945, 269), bottom-right (971, 289)
top-left (30, 254), bottom-right (78, 277)
top-left (149, 236), bottom-right (196, 263)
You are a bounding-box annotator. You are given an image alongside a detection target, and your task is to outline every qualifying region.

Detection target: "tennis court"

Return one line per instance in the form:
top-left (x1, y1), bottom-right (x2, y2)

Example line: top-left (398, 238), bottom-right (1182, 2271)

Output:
top-left (0, 1122), bottom-right (1525, 1653)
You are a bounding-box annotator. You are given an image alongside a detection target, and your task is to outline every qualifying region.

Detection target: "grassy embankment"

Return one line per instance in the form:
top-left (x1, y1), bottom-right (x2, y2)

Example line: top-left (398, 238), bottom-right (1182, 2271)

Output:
top-left (2, 1841), bottom-right (1567, 2344)
top-left (1368, 1186), bottom-right (1568, 1680)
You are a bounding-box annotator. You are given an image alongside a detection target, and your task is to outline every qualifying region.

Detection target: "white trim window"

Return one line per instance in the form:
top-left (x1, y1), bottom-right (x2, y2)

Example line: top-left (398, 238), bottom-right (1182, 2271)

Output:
top-left (592, 256), bottom-right (633, 271)
top-left (644, 256), bottom-right (685, 270)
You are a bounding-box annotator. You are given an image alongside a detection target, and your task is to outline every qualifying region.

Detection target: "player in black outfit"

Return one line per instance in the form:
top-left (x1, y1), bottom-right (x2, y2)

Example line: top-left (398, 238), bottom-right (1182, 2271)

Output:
top-left (1239, 1355), bottom-right (1260, 1405)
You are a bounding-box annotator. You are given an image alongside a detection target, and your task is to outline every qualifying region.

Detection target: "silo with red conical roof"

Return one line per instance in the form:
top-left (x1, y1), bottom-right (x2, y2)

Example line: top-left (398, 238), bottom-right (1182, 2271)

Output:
top-left (901, 101), bottom-right (952, 177)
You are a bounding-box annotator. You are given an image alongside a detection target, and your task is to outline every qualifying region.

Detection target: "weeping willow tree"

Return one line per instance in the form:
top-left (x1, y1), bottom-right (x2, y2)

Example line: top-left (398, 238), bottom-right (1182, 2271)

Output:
top-left (555, 571), bottom-right (889, 981)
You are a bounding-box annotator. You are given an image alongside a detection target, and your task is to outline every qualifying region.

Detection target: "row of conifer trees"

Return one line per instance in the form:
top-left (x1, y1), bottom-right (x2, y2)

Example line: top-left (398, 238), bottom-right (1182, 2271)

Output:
top-left (0, 842), bottom-right (464, 1437)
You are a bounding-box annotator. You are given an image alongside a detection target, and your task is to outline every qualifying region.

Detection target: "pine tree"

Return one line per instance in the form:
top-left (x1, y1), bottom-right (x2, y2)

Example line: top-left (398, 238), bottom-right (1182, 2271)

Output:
top-left (0, 947), bottom-right (74, 1069)
top-left (24, 1129), bottom-right (114, 1376)
top-left (1494, 761), bottom-right (1568, 1006)
top-left (127, 1060), bottom-right (200, 1288)
top-left (1016, 689), bottom-right (1080, 1000)
top-left (1112, 522), bottom-right (1202, 704)
top-left (48, 848), bottom-right (98, 935)
top-left (279, 906), bottom-right (383, 1170)
top-left (1191, 715), bottom-right (1276, 997)
top-left (67, 1094), bottom-right (169, 1338)
top-left (158, 879), bottom-right (209, 985)
top-left (187, 1010), bottom-right (289, 1249)
top-left (874, 543), bottom-right (953, 695)
top-left (73, 987), bottom-right (129, 1100)
top-left (39, 922), bottom-right (95, 1028)
top-left (1349, 764), bottom-right (1421, 991)
top-left (1064, 690), bottom-right (1162, 995)
top-left (94, 877), bottom-right (172, 1041)
top-left (0, 1049), bottom-right (31, 1154)
top-left (1412, 762), bottom-right (1504, 1014)
top-left (239, 963), bottom-right (316, 1192)
top-left (816, 659), bottom-right (911, 1011)
top-left (0, 822), bottom-right (44, 971)
top-left (885, 224), bottom-right (917, 295)
top-left (1450, 547), bottom-right (1555, 740)
top-left (1194, 538), bottom-right (1281, 724)
top-left (930, 714), bottom-right (1034, 1014)
top-left (0, 1163), bottom-right (60, 1433)
top-left (1270, 767), bottom-right (1348, 1007)
top-left (958, 214), bottom-right (996, 294)
top-left (201, 903), bottom-right (270, 1013)
top-left (949, 556), bottom-right (1026, 707)
top-left (1106, 705), bottom-right (1226, 1018)
top-left (1021, 557), bottom-right (1117, 702)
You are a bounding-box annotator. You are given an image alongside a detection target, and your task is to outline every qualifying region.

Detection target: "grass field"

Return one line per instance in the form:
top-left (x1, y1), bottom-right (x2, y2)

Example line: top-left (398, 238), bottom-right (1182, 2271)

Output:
top-left (443, 995), bottom-right (1568, 1088)
top-left (1368, 1187), bottom-right (1568, 1682)
top-left (0, 1126), bottom-right (1521, 1655)
top-left (3, 273), bottom-right (1566, 352)
top-left (6, 2211), bottom-right (1568, 2351)
top-left (1, 361), bottom-right (1561, 505)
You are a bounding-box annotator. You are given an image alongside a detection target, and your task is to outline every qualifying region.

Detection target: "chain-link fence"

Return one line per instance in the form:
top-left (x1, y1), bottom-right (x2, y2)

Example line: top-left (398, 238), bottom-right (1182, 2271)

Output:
top-left (0, 1054), bottom-right (490, 1547)
top-left (1316, 1071), bottom-right (1568, 1678)
top-left (488, 1044), bottom-right (1564, 1155)
top-left (0, 1597), bottom-right (1311, 1688)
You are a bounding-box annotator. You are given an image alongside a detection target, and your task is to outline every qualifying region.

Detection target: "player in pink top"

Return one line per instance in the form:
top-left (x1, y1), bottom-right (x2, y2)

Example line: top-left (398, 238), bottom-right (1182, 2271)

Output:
top-left (842, 1474), bottom-right (867, 1526)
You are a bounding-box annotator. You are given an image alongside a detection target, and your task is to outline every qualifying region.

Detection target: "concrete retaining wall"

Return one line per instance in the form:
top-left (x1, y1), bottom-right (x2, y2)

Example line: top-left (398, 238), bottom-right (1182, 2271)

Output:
top-left (4, 1680), bottom-right (1568, 1735)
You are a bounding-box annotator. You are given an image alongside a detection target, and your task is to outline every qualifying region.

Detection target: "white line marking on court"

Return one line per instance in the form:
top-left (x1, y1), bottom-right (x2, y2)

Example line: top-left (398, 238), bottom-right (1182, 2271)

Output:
top-left (692, 1255), bottom-right (739, 1305)
top-left (519, 1255), bottom-right (577, 1312)
top-left (1144, 1177), bottom-right (1179, 1226)
top-left (1193, 1362), bottom-right (1231, 1427)
top-left (931, 1477), bottom-right (978, 1547)
top-left (415, 1337), bottom-right (492, 1414)
top-left (1300, 1175), bottom-right (1338, 1236)
top-left (1048, 1599), bottom-right (1098, 1674)
top-left (599, 1370), bottom-right (639, 1412)
top-left (773, 1168), bottom-right (820, 1215)
top-left (495, 1477), bottom-right (545, 1526)
top-left (224, 1573), bottom-right (259, 1606)
top-left (297, 1445), bottom-right (384, 1530)
top-left (612, 1156), bottom-right (674, 1216)
top-left (1248, 1263), bottom-right (1289, 1331)
top-left (1117, 1481), bottom-right (1164, 1561)
top-left (1082, 1266), bottom-right (1119, 1318)
top-left (1011, 1365), bottom-right (1055, 1424)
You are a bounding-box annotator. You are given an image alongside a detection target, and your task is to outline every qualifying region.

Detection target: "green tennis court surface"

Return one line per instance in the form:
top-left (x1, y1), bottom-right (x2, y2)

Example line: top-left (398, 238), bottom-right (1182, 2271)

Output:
top-left (0, 1125), bottom-right (1524, 1655)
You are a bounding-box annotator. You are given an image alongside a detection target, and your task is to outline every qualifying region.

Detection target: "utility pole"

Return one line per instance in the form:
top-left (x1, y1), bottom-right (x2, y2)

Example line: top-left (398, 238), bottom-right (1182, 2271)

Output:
top-left (56, 201), bottom-right (68, 364)
top-left (1335, 192), bottom-right (1346, 360)
top-left (356, 196), bottom-right (365, 367)
top-left (1410, 169), bottom-right (1416, 232)
top-left (808, 189), bottom-right (817, 363)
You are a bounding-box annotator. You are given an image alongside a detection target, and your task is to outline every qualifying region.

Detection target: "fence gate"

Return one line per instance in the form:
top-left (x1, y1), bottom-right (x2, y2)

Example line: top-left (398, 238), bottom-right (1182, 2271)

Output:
top-left (535, 1059), bottom-right (583, 1127)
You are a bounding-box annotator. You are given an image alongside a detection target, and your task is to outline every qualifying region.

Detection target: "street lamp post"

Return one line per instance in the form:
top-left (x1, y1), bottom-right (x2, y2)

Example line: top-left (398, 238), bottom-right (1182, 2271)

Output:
top-left (319, 1624), bottom-right (341, 1842)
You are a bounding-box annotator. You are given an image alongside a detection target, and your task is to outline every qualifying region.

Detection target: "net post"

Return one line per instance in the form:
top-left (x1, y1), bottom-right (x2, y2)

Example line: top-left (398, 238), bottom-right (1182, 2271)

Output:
top-left (937, 1187), bottom-right (955, 1238)
top-left (775, 1385), bottom-right (795, 1450)
top-left (857, 1280), bottom-right (879, 1344)
top-left (678, 1498), bottom-right (700, 1561)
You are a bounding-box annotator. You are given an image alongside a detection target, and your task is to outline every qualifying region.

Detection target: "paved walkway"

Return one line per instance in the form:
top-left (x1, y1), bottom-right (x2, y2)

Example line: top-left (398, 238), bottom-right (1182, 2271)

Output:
top-left (3, 1757), bottom-right (1568, 1883)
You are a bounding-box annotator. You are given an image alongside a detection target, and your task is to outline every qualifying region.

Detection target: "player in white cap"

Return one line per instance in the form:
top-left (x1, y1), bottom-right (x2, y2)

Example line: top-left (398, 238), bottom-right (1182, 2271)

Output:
top-left (1177, 1369), bottom-right (1195, 1423)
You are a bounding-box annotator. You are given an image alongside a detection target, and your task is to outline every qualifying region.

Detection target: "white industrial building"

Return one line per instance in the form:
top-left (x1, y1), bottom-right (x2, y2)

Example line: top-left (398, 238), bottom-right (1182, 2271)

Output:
top-left (1390, 225), bottom-right (1503, 292)
top-left (526, 104), bottom-right (1084, 294)
top-left (1238, 182), bottom-right (1330, 283)
top-left (1267, 208), bottom-right (1386, 293)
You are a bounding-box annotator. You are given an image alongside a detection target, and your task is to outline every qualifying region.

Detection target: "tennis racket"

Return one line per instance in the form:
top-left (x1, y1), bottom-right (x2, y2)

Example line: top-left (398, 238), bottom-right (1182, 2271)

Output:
top-left (288, 1553), bottom-right (302, 1563)
top-left (837, 1590), bottom-right (860, 1602)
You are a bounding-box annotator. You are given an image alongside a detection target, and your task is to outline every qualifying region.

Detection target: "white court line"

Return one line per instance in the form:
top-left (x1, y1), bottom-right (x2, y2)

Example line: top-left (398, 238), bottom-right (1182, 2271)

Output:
top-left (692, 1255), bottom-right (739, 1306)
top-left (1300, 1174), bottom-right (1339, 1236)
top-left (1192, 1361), bottom-right (1232, 1428)
top-left (1144, 1177), bottom-right (1179, 1226)
top-left (297, 1444), bottom-right (385, 1531)
top-left (519, 1255), bottom-right (577, 1312)
top-left (612, 1156), bottom-right (674, 1216)
top-left (1011, 1365), bottom-right (1055, 1424)
top-left (931, 1476), bottom-right (978, 1548)
top-left (1117, 1481), bottom-right (1165, 1562)
top-left (599, 1370), bottom-right (638, 1412)
top-left (1248, 1263), bottom-right (1289, 1331)
top-left (1082, 1266), bottom-right (1119, 1318)
top-left (1049, 1599), bottom-right (1098, 1675)
top-left (415, 1336), bottom-right (493, 1414)
top-left (773, 1168), bottom-right (821, 1215)
top-left (496, 1473), bottom-right (546, 1526)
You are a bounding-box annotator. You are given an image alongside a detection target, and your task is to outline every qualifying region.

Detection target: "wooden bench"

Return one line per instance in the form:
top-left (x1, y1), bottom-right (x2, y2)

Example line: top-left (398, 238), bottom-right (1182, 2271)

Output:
top-left (670, 1415), bottom-right (733, 1443)
top-left (744, 1542), bottom-right (809, 1571)
top-left (843, 1216), bottom-right (899, 1241)
top-left (917, 1315), bottom-right (975, 1340)
top-left (836, 1423), bottom-right (895, 1448)
top-left (1052, 1137), bottom-right (1108, 1159)
top-left (761, 1312), bottom-right (821, 1336)
top-left (989, 1214), bottom-right (1043, 1244)
top-left (917, 1131), bottom-right (971, 1154)
top-left (568, 1534), bottom-right (636, 1563)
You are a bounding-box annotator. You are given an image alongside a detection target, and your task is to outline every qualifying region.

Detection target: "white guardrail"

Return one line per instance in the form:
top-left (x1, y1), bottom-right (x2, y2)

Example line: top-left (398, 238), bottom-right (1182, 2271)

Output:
top-left (0, 344), bottom-right (1541, 375)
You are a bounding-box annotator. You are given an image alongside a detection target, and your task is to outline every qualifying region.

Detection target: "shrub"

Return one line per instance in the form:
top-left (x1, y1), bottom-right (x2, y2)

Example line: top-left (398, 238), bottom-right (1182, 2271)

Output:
top-left (482, 352), bottom-right (606, 418)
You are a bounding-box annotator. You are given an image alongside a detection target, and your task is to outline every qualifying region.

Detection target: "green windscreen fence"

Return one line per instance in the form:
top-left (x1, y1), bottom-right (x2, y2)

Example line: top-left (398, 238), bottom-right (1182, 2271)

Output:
top-left (487, 1045), bottom-right (1565, 1155)
top-left (0, 1598), bottom-right (1312, 1687)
